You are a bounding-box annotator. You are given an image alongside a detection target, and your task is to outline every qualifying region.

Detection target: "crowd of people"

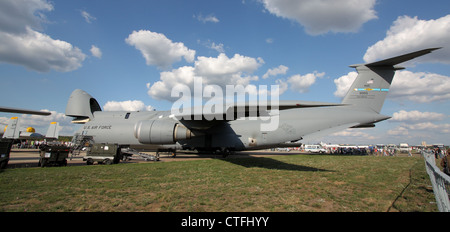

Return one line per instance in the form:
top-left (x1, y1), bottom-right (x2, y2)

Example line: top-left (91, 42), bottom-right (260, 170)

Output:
top-left (326, 146), bottom-right (406, 156)
top-left (12, 140), bottom-right (73, 149)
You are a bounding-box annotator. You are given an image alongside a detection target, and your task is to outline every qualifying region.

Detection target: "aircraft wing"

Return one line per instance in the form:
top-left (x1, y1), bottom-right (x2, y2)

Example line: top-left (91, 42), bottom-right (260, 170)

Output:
top-left (237, 100), bottom-right (345, 111)
top-left (0, 107), bottom-right (51, 116)
top-left (175, 100), bottom-right (345, 129)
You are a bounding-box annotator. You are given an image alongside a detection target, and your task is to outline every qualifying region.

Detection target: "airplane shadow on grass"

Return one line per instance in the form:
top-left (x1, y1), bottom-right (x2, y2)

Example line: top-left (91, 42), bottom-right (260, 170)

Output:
top-left (221, 156), bottom-right (333, 172)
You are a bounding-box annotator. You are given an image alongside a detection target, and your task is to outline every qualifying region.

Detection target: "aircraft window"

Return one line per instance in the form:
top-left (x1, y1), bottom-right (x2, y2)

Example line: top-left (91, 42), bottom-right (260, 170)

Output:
top-left (125, 113), bottom-right (130, 119)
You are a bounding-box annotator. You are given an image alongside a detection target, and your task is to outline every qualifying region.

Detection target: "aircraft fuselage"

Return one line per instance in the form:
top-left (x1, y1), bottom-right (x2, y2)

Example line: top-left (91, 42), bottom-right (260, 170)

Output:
top-left (76, 106), bottom-right (388, 151)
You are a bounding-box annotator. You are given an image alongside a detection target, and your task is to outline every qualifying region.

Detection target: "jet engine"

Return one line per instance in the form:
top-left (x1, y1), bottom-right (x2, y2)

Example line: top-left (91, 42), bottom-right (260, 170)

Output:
top-left (134, 120), bottom-right (194, 144)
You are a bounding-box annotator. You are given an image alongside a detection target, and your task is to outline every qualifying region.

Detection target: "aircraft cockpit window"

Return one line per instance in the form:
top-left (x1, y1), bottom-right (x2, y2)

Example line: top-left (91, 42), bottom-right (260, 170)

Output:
top-left (125, 113), bottom-right (130, 119)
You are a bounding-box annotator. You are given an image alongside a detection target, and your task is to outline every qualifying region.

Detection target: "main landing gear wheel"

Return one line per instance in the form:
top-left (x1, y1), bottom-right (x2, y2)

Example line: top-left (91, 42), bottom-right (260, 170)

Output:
top-left (216, 148), bottom-right (235, 158)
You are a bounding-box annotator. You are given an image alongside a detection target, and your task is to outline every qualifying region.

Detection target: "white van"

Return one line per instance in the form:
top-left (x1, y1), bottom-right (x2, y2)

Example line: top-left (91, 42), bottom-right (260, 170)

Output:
top-left (399, 143), bottom-right (410, 153)
top-left (304, 145), bottom-right (326, 153)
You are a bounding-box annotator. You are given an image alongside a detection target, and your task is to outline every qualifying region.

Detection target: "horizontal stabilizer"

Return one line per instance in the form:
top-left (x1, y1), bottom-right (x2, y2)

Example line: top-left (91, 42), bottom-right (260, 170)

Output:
top-left (350, 48), bottom-right (442, 68)
top-left (351, 114), bottom-right (391, 128)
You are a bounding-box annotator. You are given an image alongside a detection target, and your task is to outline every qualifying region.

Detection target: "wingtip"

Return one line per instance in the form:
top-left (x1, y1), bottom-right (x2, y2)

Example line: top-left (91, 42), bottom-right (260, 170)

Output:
top-left (350, 47), bottom-right (443, 68)
top-left (366, 47), bottom-right (443, 67)
top-left (423, 47), bottom-right (442, 53)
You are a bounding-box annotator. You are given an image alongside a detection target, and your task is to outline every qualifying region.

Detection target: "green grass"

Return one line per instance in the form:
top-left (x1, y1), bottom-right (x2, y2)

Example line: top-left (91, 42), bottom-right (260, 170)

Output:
top-left (0, 154), bottom-right (437, 212)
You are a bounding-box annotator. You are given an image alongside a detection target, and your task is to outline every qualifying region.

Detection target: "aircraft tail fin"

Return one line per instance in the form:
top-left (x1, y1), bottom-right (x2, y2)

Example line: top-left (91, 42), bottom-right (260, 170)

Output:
top-left (342, 48), bottom-right (441, 113)
top-left (66, 89), bottom-right (102, 123)
top-left (2, 117), bottom-right (20, 139)
top-left (45, 122), bottom-right (59, 139)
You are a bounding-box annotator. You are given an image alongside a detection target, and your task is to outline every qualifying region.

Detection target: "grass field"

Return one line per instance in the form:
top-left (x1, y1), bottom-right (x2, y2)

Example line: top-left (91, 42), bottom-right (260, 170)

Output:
top-left (0, 154), bottom-right (437, 212)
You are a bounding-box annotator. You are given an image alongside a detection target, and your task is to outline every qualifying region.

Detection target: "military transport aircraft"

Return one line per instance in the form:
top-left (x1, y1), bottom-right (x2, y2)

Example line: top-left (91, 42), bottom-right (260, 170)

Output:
top-left (66, 48), bottom-right (441, 157)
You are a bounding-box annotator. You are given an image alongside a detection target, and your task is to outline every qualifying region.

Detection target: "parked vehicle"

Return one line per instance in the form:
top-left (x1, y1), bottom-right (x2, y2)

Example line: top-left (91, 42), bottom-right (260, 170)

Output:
top-left (304, 144), bottom-right (326, 153)
top-left (39, 145), bottom-right (70, 167)
top-left (0, 140), bottom-right (13, 169)
top-left (399, 143), bottom-right (411, 153)
top-left (84, 143), bottom-right (122, 165)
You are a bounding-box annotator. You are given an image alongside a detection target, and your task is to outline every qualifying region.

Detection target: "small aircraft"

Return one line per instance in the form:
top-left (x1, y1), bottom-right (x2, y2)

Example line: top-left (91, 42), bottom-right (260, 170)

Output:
top-left (66, 48), bottom-right (441, 157)
top-left (0, 107), bottom-right (53, 168)
top-left (0, 107), bottom-right (58, 140)
top-left (2, 117), bottom-right (59, 140)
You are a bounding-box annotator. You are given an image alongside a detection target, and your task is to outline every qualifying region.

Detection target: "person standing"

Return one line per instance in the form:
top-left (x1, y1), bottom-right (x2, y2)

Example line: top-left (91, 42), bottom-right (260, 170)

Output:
top-left (440, 149), bottom-right (450, 176)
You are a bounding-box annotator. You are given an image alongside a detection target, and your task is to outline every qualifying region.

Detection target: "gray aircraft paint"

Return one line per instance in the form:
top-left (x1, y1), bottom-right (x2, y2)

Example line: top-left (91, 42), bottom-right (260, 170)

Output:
top-left (66, 48), bottom-right (441, 152)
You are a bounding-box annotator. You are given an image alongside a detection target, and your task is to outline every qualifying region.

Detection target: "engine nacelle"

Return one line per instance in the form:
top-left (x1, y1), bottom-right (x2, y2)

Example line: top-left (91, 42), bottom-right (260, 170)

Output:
top-left (134, 120), bottom-right (193, 144)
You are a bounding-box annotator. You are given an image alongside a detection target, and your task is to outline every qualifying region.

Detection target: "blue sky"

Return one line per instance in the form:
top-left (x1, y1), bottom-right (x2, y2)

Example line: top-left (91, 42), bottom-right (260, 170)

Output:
top-left (0, 0), bottom-right (449, 146)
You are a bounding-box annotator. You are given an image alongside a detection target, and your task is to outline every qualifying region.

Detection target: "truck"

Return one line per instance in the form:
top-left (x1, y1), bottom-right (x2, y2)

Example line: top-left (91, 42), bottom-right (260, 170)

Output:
top-left (84, 143), bottom-right (159, 165)
top-left (38, 144), bottom-right (70, 167)
top-left (84, 143), bottom-right (123, 165)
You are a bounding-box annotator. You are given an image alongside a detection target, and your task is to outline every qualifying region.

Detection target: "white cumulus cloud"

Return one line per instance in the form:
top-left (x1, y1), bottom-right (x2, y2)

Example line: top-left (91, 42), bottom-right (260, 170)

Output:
top-left (0, 0), bottom-right (86, 72)
top-left (147, 53), bottom-right (264, 101)
top-left (0, 0), bottom-right (53, 34)
top-left (125, 30), bottom-right (196, 69)
top-left (103, 100), bottom-right (153, 111)
top-left (195, 53), bottom-right (263, 82)
top-left (263, 65), bottom-right (289, 79)
top-left (0, 28), bottom-right (86, 72)
top-left (148, 66), bottom-right (196, 101)
top-left (288, 71), bottom-right (325, 93)
top-left (390, 71), bottom-right (450, 103)
top-left (390, 110), bottom-right (446, 122)
top-left (333, 71), bottom-right (358, 98)
top-left (388, 122), bottom-right (450, 136)
top-left (260, 0), bottom-right (377, 35)
top-left (364, 15), bottom-right (450, 64)
top-left (90, 45), bottom-right (102, 58)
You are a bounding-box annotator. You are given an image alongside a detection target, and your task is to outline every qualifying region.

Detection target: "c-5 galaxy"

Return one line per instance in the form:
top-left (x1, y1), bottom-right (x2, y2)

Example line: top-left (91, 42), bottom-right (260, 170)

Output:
top-left (66, 48), bottom-right (440, 159)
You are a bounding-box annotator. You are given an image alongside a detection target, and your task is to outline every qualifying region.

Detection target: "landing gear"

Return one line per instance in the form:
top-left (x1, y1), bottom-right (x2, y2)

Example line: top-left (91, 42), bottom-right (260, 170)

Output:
top-left (216, 148), bottom-right (235, 158)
